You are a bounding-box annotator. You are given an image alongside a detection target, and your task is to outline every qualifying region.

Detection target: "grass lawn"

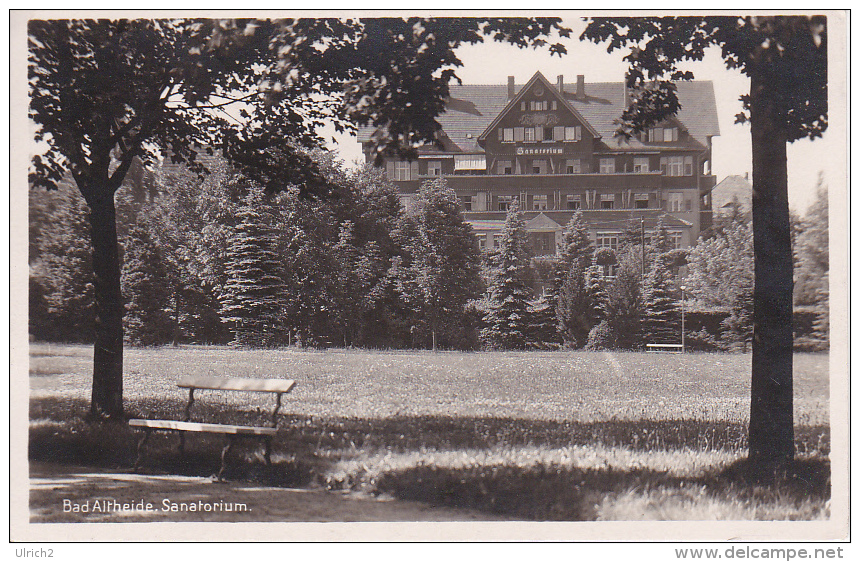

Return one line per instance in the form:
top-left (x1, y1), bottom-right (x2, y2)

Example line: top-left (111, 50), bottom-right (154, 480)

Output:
top-left (28, 344), bottom-right (831, 521)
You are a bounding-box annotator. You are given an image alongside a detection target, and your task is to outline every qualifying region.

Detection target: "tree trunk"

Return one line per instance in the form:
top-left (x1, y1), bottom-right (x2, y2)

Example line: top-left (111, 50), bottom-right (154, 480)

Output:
top-left (87, 189), bottom-right (125, 420)
top-left (748, 69), bottom-right (794, 477)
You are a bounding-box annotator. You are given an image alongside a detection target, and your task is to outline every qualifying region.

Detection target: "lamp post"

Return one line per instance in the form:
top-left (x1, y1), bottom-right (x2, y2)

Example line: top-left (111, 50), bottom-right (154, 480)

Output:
top-left (680, 285), bottom-right (687, 353)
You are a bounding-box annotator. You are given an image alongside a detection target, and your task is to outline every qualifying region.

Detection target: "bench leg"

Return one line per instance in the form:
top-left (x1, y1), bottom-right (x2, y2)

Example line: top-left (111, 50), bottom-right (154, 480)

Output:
top-left (263, 436), bottom-right (272, 466)
top-left (133, 429), bottom-right (151, 472)
top-left (217, 436), bottom-right (236, 482)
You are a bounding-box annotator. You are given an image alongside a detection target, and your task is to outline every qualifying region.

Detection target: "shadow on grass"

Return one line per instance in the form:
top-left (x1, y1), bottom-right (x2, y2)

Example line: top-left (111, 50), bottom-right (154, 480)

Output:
top-left (371, 457), bottom-right (831, 520)
top-left (29, 396), bottom-right (831, 520)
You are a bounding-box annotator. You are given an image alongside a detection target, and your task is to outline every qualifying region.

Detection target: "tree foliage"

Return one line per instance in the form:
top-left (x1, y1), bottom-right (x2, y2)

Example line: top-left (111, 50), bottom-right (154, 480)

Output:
top-left (401, 178), bottom-right (482, 350)
top-left (219, 189), bottom-right (288, 348)
top-left (28, 17), bottom-right (569, 417)
top-left (584, 15), bottom-right (828, 476)
top-left (794, 177), bottom-right (829, 307)
top-left (28, 182), bottom-right (95, 342)
top-left (482, 199), bottom-right (534, 350)
top-left (605, 251), bottom-right (644, 350)
top-left (581, 16), bottom-right (826, 141)
top-left (685, 219), bottom-right (754, 311)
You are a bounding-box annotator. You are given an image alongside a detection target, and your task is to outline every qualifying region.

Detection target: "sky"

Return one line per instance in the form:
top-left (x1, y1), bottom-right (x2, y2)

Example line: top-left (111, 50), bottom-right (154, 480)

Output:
top-left (327, 16), bottom-right (844, 215)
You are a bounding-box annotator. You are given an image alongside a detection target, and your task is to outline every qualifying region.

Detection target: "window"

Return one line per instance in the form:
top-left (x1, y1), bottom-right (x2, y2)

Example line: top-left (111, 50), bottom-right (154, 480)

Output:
top-left (477, 234), bottom-right (487, 250)
top-left (600, 193), bottom-right (615, 209)
top-left (649, 127), bottom-right (679, 142)
top-left (460, 195), bottom-right (474, 211)
top-left (502, 128), bottom-right (514, 142)
top-left (426, 161), bottom-right (441, 177)
top-left (529, 100), bottom-right (548, 111)
top-left (668, 231), bottom-right (683, 249)
top-left (565, 159), bottom-right (581, 174)
top-left (665, 192), bottom-right (693, 212)
top-left (684, 156), bottom-right (694, 176)
top-left (394, 161), bottom-right (412, 181)
top-left (634, 194), bottom-right (649, 209)
top-left (553, 126), bottom-right (564, 141)
top-left (521, 102), bottom-right (526, 111)
top-left (596, 232), bottom-right (619, 250)
top-left (530, 232), bottom-right (555, 254)
top-left (497, 195), bottom-right (514, 211)
top-left (599, 158), bottom-right (616, 174)
top-left (543, 127), bottom-right (554, 142)
top-left (524, 127), bottom-right (536, 142)
top-left (514, 127), bottom-right (525, 142)
top-left (531, 160), bottom-right (547, 175)
top-left (566, 194), bottom-right (581, 210)
top-left (633, 157), bottom-right (650, 173)
top-left (532, 194), bottom-right (548, 210)
top-left (564, 126), bottom-right (581, 141)
top-left (660, 155), bottom-right (694, 177)
top-left (497, 160), bottom-right (513, 175)
top-left (454, 154), bottom-right (486, 172)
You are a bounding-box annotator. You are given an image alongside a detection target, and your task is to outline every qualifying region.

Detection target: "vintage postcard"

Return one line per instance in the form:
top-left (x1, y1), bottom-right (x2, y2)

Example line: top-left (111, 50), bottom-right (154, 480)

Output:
top-left (9, 8), bottom-right (850, 552)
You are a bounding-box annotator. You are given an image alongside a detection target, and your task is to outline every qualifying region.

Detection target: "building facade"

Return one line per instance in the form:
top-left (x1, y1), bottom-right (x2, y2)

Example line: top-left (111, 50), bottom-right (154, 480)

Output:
top-left (359, 71), bottom-right (720, 258)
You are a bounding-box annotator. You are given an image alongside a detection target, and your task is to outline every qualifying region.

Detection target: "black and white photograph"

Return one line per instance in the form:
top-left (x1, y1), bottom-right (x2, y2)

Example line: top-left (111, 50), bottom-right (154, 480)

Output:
top-left (9, 9), bottom-right (849, 549)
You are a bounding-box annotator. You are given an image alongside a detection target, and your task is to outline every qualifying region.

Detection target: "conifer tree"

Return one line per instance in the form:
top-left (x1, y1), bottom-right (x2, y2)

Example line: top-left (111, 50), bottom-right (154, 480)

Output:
top-left (722, 285), bottom-right (755, 351)
top-left (556, 260), bottom-right (590, 347)
top-left (29, 183), bottom-right (96, 342)
top-left (642, 254), bottom-right (680, 344)
top-left (554, 212), bottom-right (601, 348)
top-left (121, 222), bottom-right (174, 345)
top-left (642, 218), bottom-right (680, 343)
top-left (794, 178), bottom-right (829, 307)
top-left (219, 190), bottom-right (287, 347)
top-left (526, 295), bottom-right (560, 349)
top-left (605, 251), bottom-right (644, 349)
top-left (585, 264), bottom-right (609, 325)
top-left (482, 199), bottom-right (533, 350)
top-left (557, 211), bottom-right (594, 271)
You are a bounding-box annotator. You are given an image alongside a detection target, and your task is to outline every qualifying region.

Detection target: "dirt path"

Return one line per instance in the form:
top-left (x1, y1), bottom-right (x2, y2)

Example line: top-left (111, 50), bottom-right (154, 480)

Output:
top-left (29, 462), bottom-right (506, 523)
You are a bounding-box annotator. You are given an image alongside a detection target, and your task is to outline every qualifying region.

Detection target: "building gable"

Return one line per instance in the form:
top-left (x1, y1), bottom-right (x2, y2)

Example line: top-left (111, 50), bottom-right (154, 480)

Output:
top-left (526, 212), bottom-right (562, 232)
top-left (477, 71), bottom-right (601, 143)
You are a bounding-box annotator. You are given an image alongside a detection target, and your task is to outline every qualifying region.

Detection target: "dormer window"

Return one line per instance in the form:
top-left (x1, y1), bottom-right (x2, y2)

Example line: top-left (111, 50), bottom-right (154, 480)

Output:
top-left (648, 127), bottom-right (679, 142)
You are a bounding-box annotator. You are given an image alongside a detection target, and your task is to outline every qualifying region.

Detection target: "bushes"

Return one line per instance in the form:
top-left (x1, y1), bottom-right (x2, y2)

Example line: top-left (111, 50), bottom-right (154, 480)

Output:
top-left (585, 320), bottom-right (616, 351)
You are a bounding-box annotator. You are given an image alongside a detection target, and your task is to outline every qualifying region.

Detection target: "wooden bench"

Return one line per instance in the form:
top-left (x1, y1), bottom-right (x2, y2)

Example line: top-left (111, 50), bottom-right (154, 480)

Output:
top-left (128, 375), bottom-right (296, 480)
top-left (646, 343), bottom-right (684, 353)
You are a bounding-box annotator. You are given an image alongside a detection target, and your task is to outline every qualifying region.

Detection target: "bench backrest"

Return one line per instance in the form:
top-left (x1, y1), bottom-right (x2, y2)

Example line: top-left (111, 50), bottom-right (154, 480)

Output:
top-left (177, 376), bottom-right (296, 394)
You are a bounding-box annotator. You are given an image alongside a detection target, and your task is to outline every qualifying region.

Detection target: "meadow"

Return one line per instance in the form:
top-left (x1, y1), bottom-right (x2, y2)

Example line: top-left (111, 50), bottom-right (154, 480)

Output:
top-left (29, 344), bottom-right (831, 521)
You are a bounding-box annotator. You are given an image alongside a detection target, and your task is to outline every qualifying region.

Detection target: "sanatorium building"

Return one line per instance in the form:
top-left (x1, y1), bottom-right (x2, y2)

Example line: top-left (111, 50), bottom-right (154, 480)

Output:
top-left (358, 71), bottom-right (721, 258)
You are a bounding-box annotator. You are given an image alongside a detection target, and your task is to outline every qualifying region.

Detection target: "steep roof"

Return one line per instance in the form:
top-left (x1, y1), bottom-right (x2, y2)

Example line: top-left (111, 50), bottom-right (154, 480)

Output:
top-left (476, 71), bottom-right (601, 143)
top-left (711, 174), bottom-right (752, 213)
top-left (358, 74), bottom-right (720, 152)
